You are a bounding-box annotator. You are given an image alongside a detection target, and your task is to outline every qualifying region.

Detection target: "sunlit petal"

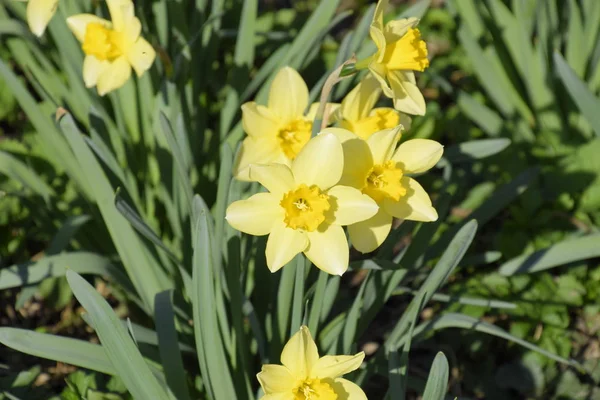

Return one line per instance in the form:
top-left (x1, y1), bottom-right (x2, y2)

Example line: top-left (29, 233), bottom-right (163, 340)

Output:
top-left (106, 0), bottom-right (134, 32)
top-left (305, 102), bottom-right (340, 123)
top-left (266, 221), bottom-right (308, 273)
top-left (348, 208), bottom-right (393, 253)
top-left (368, 63), bottom-right (393, 97)
top-left (340, 76), bottom-right (381, 121)
top-left (281, 326), bottom-right (319, 380)
top-left (311, 352), bottom-right (365, 379)
top-left (242, 102), bottom-right (281, 139)
top-left (292, 133), bottom-right (343, 190)
top-left (260, 393), bottom-right (295, 400)
top-left (26, 0), bottom-right (58, 37)
top-left (233, 137), bottom-right (284, 181)
top-left (257, 364), bottom-right (296, 394)
top-left (225, 193), bottom-right (282, 236)
top-left (388, 71), bottom-right (426, 116)
top-left (82, 55), bottom-right (110, 88)
top-left (366, 127), bottom-right (402, 165)
top-left (66, 14), bottom-right (111, 43)
top-left (327, 130), bottom-right (372, 188)
top-left (331, 378), bottom-right (368, 400)
top-left (369, 0), bottom-right (387, 55)
top-left (392, 139), bottom-right (443, 174)
top-left (249, 164), bottom-right (296, 196)
top-left (127, 37), bottom-right (155, 76)
top-left (327, 186), bottom-right (378, 226)
top-left (96, 56), bottom-right (132, 96)
top-left (384, 17), bottom-right (419, 42)
top-left (268, 67), bottom-right (309, 122)
top-left (383, 177), bottom-right (438, 222)
top-left (305, 225), bottom-right (349, 276)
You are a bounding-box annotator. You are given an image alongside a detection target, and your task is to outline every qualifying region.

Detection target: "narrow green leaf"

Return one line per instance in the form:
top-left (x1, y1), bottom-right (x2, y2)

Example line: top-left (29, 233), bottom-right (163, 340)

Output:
top-left (440, 138), bottom-right (511, 165)
top-left (0, 150), bottom-right (54, 202)
top-left (290, 255), bottom-right (306, 337)
top-left (456, 92), bottom-right (503, 136)
top-left (421, 352), bottom-right (449, 400)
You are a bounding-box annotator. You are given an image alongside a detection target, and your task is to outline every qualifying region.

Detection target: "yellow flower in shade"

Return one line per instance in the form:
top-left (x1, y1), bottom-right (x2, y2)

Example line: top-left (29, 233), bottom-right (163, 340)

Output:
top-left (25, 0), bottom-right (58, 37)
top-left (366, 0), bottom-right (429, 115)
top-left (330, 127), bottom-right (442, 253)
top-left (66, 0), bottom-right (156, 96)
top-left (336, 75), bottom-right (411, 140)
top-left (234, 67), bottom-right (339, 180)
top-left (257, 325), bottom-right (367, 400)
top-left (226, 133), bottom-right (378, 275)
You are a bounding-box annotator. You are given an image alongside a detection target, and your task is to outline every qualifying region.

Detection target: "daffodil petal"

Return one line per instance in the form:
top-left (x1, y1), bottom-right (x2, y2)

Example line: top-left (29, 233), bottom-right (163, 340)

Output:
top-left (392, 139), bottom-right (443, 174)
top-left (292, 133), bottom-right (343, 190)
top-left (266, 221), bottom-right (308, 273)
top-left (311, 352), bottom-right (365, 379)
top-left (331, 378), bottom-right (368, 400)
top-left (369, 63), bottom-right (393, 97)
top-left (305, 102), bottom-right (340, 123)
top-left (388, 71), bottom-right (426, 116)
top-left (241, 102), bottom-right (281, 139)
top-left (340, 76), bottom-right (381, 122)
top-left (127, 37), bottom-right (155, 76)
top-left (268, 67), bottom-right (309, 122)
top-left (83, 55), bottom-right (110, 88)
top-left (384, 17), bottom-right (419, 42)
top-left (124, 15), bottom-right (141, 42)
top-left (366, 127), bottom-right (402, 165)
top-left (249, 164), bottom-right (296, 196)
top-left (369, 0), bottom-right (387, 55)
top-left (383, 177), bottom-right (438, 222)
top-left (281, 326), bottom-right (319, 380)
top-left (329, 130), bottom-right (372, 188)
top-left (261, 393), bottom-right (295, 400)
top-left (305, 225), bottom-right (349, 276)
top-left (96, 57), bottom-right (132, 96)
top-left (348, 208), bottom-right (393, 253)
top-left (225, 193), bottom-right (282, 236)
top-left (256, 364), bottom-right (296, 394)
top-left (66, 14), bottom-right (111, 43)
top-left (26, 0), bottom-right (58, 37)
top-left (327, 186), bottom-right (378, 226)
top-left (106, 0), bottom-right (134, 32)
top-left (233, 137), bottom-right (284, 181)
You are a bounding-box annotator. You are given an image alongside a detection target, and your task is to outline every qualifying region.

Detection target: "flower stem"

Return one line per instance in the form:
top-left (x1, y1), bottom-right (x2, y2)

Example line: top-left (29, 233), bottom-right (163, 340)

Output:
top-left (354, 54), bottom-right (374, 70)
top-left (290, 254), bottom-right (306, 337)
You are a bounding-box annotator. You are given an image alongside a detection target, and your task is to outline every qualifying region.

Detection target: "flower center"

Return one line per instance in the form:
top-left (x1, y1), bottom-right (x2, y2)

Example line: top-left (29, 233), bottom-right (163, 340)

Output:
top-left (362, 161), bottom-right (406, 203)
top-left (278, 119), bottom-right (312, 159)
top-left (280, 184), bottom-right (330, 232)
top-left (82, 23), bottom-right (127, 61)
top-left (382, 28), bottom-right (429, 71)
top-left (341, 109), bottom-right (401, 140)
top-left (294, 379), bottom-right (337, 400)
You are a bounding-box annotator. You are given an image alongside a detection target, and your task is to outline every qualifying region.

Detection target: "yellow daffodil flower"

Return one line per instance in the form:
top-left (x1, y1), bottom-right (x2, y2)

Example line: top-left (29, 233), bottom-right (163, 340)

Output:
top-left (66, 0), bottom-right (156, 96)
top-left (25, 0), bottom-right (58, 37)
top-left (257, 325), bottom-right (367, 400)
top-left (234, 67), bottom-right (338, 180)
top-left (226, 133), bottom-right (378, 275)
top-left (336, 75), bottom-right (411, 140)
top-left (330, 127), bottom-right (442, 253)
top-left (365, 0), bottom-right (429, 115)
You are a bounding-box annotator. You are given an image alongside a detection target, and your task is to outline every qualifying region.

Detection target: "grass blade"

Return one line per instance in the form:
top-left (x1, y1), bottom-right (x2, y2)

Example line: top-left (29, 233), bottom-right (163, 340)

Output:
top-left (421, 352), bottom-right (449, 400)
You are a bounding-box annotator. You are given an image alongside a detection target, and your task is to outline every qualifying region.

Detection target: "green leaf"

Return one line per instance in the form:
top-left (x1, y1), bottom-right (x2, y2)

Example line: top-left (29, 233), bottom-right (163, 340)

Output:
top-left (554, 52), bottom-right (600, 137)
top-left (440, 138), bottom-right (511, 165)
top-left (498, 234), bottom-right (600, 275)
top-left (456, 92), bottom-right (503, 137)
top-left (66, 271), bottom-right (169, 400)
top-left (0, 328), bottom-right (114, 375)
top-left (0, 150), bottom-right (54, 202)
top-left (421, 352), bottom-right (449, 400)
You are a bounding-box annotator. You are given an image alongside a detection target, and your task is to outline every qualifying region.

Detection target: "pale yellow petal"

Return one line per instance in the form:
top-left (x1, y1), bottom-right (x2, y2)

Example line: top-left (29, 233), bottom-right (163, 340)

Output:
top-left (399, 113), bottom-right (412, 132)
top-left (106, 0), bottom-right (134, 32)
top-left (366, 127), bottom-right (402, 165)
top-left (66, 14), bottom-right (111, 43)
top-left (249, 163), bottom-right (296, 196)
top-left (225, 193), bottom-right (282, 236)
top-left (332, 130), bottom-right (372, 188)
top-left (257, 364), bottom-right (296, 394)
top-left (266, 221), bottom-right (308, 273)
top-left (327, 186), bottom-right (378, 226)
top-left (311, 352), bottom-right (365, 379)
top-left (241, 102), bottom-right (281, 139)
top-left (340, 76), bottom-right (381, 122)
top-left (127, 37), bottom-right (155, 76)
top-left (369, 63), bottom-right (393, 98)
top-left (268, 67), bottom-right (309, 122)
top-left (369, 0), bottom-right (387, 56)
top-left (83, 55), bottom-right (110, 88)
top-left (305, 225), bottom-right (349, 276)
top-left (305, 102), bottom-right (340, 124)
top-left (26, 0), bottom-right (58, 37)
top-left (331, 378), bottom-right (368, 400)
top-left (388, 71), bottom-right (426, 116)
top-left (384, 17), bottom-right (419, 43)
top-left (281, 326), bottom-right (319, 380)
top-left (292, 133), bottom-right (343, 190)
top-left (392, 139), bottom-right (443, 174)
top-left (383, 177), bottom-right (438, 222)
top-left (96, 57), bottom-right (132, 96)
top-left (233, 137), bottom-right (285, 181)
top-left (347, 208), bottom-right (393, 253)
top-left (124, 15), bottom-right (141, 43)
top-left (260, 393), bottom-right (295, 400)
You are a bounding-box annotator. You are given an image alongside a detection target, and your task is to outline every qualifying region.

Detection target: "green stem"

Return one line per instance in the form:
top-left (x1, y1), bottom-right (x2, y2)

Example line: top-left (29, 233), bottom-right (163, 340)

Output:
top-left (290, 255), bottom-right (306, 336)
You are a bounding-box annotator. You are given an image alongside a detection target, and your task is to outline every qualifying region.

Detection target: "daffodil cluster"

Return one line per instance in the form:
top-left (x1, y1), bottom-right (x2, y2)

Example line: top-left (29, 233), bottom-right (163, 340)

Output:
top-left (227, 0), bottom-right (441, 278)
top-left (24, 0), bottom-right (155, 95)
